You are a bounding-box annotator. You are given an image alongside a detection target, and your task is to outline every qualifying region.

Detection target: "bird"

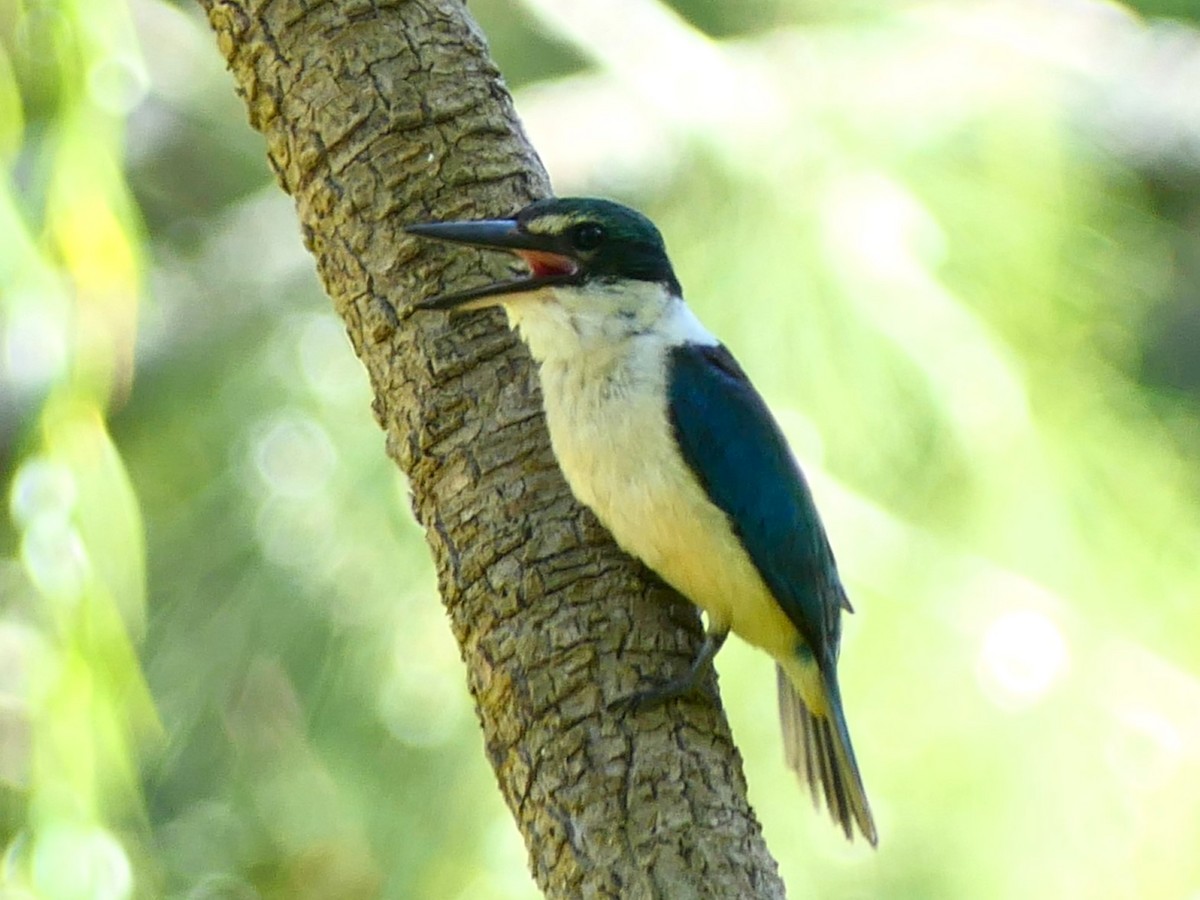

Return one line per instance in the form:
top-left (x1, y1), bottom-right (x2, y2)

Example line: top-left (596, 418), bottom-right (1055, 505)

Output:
top-left (405, 197), bottom-right (877, 845)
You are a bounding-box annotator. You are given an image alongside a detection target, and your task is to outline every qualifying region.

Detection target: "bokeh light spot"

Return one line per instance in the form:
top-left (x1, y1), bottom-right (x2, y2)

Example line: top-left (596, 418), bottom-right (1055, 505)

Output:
top-left (822, 172), bottom-right (947, 280)
top-left (19, 514), bottom-right (90, 605)
top-left (3, 304), bottom-right (69, 391)
top-left (251, 413), bottom-right (337, 499)
top-left (10, 458), bottom-right (90, 604)
top-left (977, 609), bottom-right (1070, 710)
top-left (87, 55), bottom-right (150, 116)
top-left (9, 457), bottom-right (76, 527)
top-left (377, 660), bottom-right (464, 748)
top-left (32, 825), bottom-right (132, 900)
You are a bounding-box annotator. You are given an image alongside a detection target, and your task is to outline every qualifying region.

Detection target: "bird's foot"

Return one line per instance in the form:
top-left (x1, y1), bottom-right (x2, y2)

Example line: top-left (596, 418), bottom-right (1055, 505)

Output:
top-left (608, 628), bottom-right (729, 715)
top-left (608, 673), bottom-right (714, 715)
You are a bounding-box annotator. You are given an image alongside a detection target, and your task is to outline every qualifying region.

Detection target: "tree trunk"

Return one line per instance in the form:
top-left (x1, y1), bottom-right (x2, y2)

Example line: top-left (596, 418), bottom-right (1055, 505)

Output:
top-left (196, 0), bottom-right (786, 895)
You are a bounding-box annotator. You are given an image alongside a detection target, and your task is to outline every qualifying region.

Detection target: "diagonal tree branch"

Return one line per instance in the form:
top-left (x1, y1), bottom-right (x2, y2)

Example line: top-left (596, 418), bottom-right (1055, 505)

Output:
top-left (197, 0), bottom-right (786, 894)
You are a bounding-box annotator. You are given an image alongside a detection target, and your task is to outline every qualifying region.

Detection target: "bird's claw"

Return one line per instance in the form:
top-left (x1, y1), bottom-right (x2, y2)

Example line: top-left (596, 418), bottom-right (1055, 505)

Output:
top-left (607, 676), bottom-right (717, 715)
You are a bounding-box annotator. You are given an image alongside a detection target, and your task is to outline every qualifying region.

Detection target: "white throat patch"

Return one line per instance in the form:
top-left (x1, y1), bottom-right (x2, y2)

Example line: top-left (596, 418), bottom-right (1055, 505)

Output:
top-left (504, 281), bottom-right (716, 365)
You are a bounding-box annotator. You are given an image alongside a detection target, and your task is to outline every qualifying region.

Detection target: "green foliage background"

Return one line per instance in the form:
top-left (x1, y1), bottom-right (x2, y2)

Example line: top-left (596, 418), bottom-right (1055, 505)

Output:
top-left (2, 0), bottom-right (1200, 897)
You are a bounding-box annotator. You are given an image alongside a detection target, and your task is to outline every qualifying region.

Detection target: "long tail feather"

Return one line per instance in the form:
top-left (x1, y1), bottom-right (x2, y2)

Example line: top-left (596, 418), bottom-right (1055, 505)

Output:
top-left (777, 663), bottom-right (877, 845)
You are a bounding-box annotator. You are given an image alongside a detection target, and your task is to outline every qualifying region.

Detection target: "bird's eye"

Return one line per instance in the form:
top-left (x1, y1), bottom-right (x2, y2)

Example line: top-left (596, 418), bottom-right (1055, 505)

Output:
top-left (570, 222), bottom-right (606, 252)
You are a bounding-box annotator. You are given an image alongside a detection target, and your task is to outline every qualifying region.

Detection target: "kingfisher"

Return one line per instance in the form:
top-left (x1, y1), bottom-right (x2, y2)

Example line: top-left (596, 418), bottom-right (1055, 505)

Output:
top-left (406, 197), bottom-right (876, 845)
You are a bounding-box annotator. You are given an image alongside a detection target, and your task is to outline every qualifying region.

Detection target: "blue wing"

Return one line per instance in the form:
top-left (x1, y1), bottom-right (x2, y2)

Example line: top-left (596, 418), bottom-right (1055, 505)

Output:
top-left (666, 342), bottom-right (849, 662)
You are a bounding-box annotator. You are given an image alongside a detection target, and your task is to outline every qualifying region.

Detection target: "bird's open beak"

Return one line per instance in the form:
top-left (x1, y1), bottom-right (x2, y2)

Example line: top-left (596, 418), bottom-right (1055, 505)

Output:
top-left (405, 218), bottom-right (581, 311)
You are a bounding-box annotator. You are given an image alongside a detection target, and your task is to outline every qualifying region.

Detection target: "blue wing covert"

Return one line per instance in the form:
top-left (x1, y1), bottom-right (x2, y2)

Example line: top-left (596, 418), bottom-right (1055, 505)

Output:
top-left (665, 342), bottom-right (849, 664)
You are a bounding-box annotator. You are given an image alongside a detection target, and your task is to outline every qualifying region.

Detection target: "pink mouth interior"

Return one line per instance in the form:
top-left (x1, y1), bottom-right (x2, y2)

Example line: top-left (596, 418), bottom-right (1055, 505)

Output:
top-left (517, 250), bottom-right (578, 279)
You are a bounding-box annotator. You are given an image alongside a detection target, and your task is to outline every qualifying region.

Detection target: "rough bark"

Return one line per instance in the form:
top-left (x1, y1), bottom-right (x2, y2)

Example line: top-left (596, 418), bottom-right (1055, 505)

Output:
top-left (196, 0), bottom-right (786, 895)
